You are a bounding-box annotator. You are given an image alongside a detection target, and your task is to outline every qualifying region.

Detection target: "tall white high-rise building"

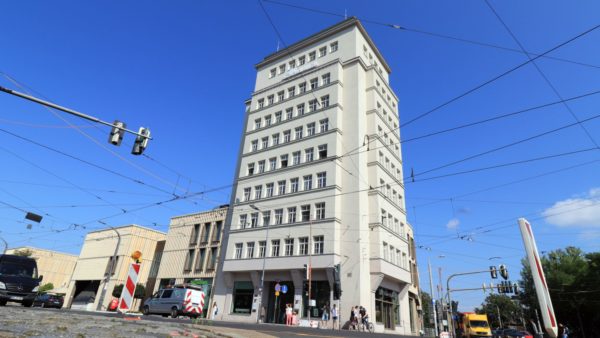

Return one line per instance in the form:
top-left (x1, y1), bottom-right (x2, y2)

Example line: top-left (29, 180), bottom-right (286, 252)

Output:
top-left (213, 18), bottom-right (420, 334)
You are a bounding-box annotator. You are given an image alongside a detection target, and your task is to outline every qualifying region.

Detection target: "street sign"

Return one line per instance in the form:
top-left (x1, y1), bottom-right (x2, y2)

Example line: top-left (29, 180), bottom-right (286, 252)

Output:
top-left (275, 283), bottom-right (281, 292)
top-left (281, 285), bottom-right (288, 294)
top-left (275, 291), bottom-right (280, 296)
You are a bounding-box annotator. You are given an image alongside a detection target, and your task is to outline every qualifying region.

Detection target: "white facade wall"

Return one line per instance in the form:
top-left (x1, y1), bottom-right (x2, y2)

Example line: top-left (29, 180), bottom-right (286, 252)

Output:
top-left (213, 18), bottom-right (418, 335)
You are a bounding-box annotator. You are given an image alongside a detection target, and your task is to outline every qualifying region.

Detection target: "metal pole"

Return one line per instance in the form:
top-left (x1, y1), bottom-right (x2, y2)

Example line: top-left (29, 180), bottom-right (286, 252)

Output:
top-left (0, 237), bottom-right (7, 254)
top-left (308, 218), bottom-right (312, 325)
top-left (497, 305), bottom-right (503, 328)
top-left (96, 227), bottom-right (121, 311)
top-left (428, 258), bottom-right (439, 337)
top-left (0, 85), bottom-right (151, 139)
top-left (253, 205), bottom-right (269, 324)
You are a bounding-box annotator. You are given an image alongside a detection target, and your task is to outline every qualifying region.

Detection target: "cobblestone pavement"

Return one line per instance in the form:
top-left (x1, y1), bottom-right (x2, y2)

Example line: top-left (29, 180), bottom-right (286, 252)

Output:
top-left (0, 306), bottom-right (274, 338)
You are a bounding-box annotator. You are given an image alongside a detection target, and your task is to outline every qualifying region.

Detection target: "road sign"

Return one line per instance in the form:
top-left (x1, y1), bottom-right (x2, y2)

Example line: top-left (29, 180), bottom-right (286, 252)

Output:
top-left (281, 285), bottom-right (288, 294)
top-left (275, 291), bottom-right (280, 296)
top-left (275, 283), bottom-right (281, 292)
top-left (118, 262), bottom-right (140, 313)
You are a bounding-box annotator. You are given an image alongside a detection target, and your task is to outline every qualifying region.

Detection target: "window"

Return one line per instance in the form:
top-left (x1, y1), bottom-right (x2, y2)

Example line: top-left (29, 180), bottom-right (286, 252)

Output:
top-left (279, 64), bottom-right (286, 74)
top-left (213, 221), bottom-right (222, 242)
top-left (330, 41), bottom-right (338, 52)
top-left (275, 209), bottom-right (283, 225)
top-left (315, 202), bottom-right (325, 219)
top-left (301, 204), bottom-right (310, 221)
top-left (184, 249), bottom-right (195, 271)
top-left (280, 154), bottom-right (289, 169)
top-left (288, 207), bottom-right (297, 223)
top-left (254, 185), bottom-right (262, 199)
top-left (299, 82), bottom-right (306, 93)
top-left (303, 175), bottom-right (312, 190)
top-left (239, 214), bottom-right (248, 229)
top-left (261, 137), bottom-right (268, 149)
top-left (243, 188), bottom-right (251, 201)
top-left (292, 151), bottom-right (301, 165)
top-left (307, 123), bottom-right (315, 136)
top-left (270, 134), bottom-right (279, 147)
top-left (235, 243), bottom-right (243, 259)
top-left (319, 118), bottom-right (329, 132)
top-left (257, 99), bottom-right (264, 109)
top-left (267, 95), bottom-right (274, 105)
top-left (266, 183), bottom-right (274, 197)
top-left (259, 241), bottom-right (266, 258)
top-left (317, 172), bottom-right (326, 188)
top-left (381, 210), bottom-right (387, 227)
top-left (286, 108), bottom-right (293, 120)
top-left (285, 239), bottom-right (294, 256)
top-left (294, 127), bottom-right (303, 140)
top-left (258, 160), bottom-right (265, 173)
top-left (262, 211), bottom-right (271, 226)
top-left (318, 144), bottom-right (327, 159)
top-left (322, 73), bottom-right (330, 85)
top-left (202, 223), bottom-right (211, 243)
top-left (310, 78), bottom-right (318, 90)
top-left (309, 99), bottom-right (318, 112)
top-left (313, 235), bottom-right (324, 254)
top-left (190, 224), bottom-right (200, 245)
top-left (309, 51), bottom-right (316, 61)
top-left (269, 68), bottom-right (276, 78)
top-left (299, 237), bottom-right (309, 255)
top-left (288, 87), bottom-right (295, 98)
top-left (232, 281), bottom-right (254, 314)
top-left (390, 246), bottom-right (396, 265)
top-left (277, 91), bottom-right (284, 102)
top-left (195, 248), bottom-right (206, 271)
top-left (283, 130), bottom-right (291, 143)
top-left (255, 119), bottom-right (262, 130)
top-left (299, 55), bottom-right (306, 65)
top-left (265, 115), bottom-right (272, 126)
top-left (321, 95), bottom-right (329, 108)
top-left (269, 158), bottom-right (276, 171)
top-left (394, 218), bottom-right (399, 233)
top-left (290, 178), bottom-right (299, 193)
top-left (275, 111), bottom-right (282, 123)
top-left (246, 242), bottom-right (255, 258)
top-left (271, 240), bottom-right (280, 257)
top-left (297, 103), bottom-right (305, 115)
top-left (250, 212), bottom-right (258, 228)
top-left (251, 140), bottom-right (258, 152)
top-left (305, 148), bottom-right (314, 162)
top-left (383, 242), bottom-right (389, 261)
top-left (319, 47), bottom-right (327, 57)
top-left (278, 180), bottom-right (286, 195)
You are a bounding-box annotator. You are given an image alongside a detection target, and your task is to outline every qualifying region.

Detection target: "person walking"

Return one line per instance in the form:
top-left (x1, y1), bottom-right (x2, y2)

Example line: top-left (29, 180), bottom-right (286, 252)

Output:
top-left (331, 304), bottom-right (338, 330)
top-left (320, 304), bottom-right (330, 329)
top-left (210, 302), bottom-right (218, 320)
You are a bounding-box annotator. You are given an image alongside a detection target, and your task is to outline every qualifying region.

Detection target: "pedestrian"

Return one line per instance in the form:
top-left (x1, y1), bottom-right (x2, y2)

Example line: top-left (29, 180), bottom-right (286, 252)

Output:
top-left (286, 303), bottom-right (293, 326)
top-left (353, 306), bottom-right (361, 330)
top-left (260, 306), bottom-right (266, 323)
top-left (211, 302), bottom-right (218, 320)
top-left (331, 304), bottom-right (338, 330)
top-left (559, 323), bottom-right (569, 338)
top-left (320, 303), bottom-right (330, 329)
top-left (350, 306), bottom-right (356, 330)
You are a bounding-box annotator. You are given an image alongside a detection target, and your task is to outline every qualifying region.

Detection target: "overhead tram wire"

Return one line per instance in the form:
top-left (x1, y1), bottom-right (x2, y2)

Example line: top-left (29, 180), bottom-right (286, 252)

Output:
top-left (484, 0), bottom-right (600, 150)
top-left (262, 0), bottom-right (600, 70)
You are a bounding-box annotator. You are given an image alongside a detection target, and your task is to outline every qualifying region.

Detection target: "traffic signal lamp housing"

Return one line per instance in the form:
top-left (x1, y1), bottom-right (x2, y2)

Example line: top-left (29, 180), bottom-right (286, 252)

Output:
top-left (333, 264), bottom-right (341, 300)
top-left (490, 266), bottom-right (498, 279)
top-left (499, 264), bottom-right (509, 280)
top-left (132, 127), bottom-right (151, 155)
top-left (108, 120), bottom-right (126, 146)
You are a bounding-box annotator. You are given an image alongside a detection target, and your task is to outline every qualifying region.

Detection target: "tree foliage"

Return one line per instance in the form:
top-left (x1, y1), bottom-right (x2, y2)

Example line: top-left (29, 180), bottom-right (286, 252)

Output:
top-left (475, 294), bottom-right (522, 328)
top-left (38, 283), bottom-right (54, 293)
top-left (12, 248), bottom-right (34, 257)
top-left (519, 246), bottom-right (600, 338)
top-left (421, 290), bottom-right (434, 328)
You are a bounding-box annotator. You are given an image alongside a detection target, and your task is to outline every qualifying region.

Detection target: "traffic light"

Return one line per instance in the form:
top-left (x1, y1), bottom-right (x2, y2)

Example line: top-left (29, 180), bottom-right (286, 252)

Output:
top-left (499, 264), bottom-right (509, 280)
top-left (513, 283), bottom-right (519, 295)
top-left (131, 127), bottom-right (151, 155)
top-left (302, 281), bottom-right (309, 296)
top-left (108, 120), bottom-right (126, 146)
top-left (490, 266), bottom-right (498, 279)
top-left (333, 264), bottom-right (341, 300)
top-left (303, 264), bottom-right (309, 280)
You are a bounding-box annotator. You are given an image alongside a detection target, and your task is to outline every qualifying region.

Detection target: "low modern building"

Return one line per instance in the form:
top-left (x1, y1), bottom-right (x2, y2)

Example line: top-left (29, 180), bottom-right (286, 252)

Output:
top-left (63, 224), bottom-right (166, 311)
top-left (5, 246), bottom-right (78, 294)
top-left (153, 206), bottom-right (227, 316)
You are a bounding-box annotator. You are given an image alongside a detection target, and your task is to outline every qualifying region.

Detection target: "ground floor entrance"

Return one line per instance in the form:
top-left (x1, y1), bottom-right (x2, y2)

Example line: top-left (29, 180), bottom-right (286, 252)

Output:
top-left (266, 281), bottom-right (295, 324)
top-left (375, 286), bottom-right (399, 329)
top-left (70, 280), bottom-right (100, 310)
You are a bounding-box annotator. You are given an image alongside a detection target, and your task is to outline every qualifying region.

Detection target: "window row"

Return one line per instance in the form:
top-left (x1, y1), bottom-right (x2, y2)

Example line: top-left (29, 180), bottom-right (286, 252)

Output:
top-left (234, 235), bottom-right (325, 259)
top-left (238, 202), bottom-right (326, 229)
top-left (256, 74), bottom-right (331, 112)
top-left (378, 178), bottom-right (404, 207)
top-left (243, 172), bottom-right (326, 202)
top-left (363, 44), bottom-right (384, 76)
top-left (188, 221), bottom-right (223, 245)
top-left (376, 101), bottom-right (398, 130)
top-left (183, 247), bottom-right (218, 272)
top-left (376, 125), bottom-right (400, 154)
top-left (268, 41), bottom-right (338, 79)
top-left (380, 209), bottom-right (406, 237)
top-left (247, 144), bottom-right (328, 176)
top-left (375, 80), bottom-right (396, 109)
top-left (250, 118), bottom-right (329, 152)
top-left (378, 152), bottom-right (402, 181)
top-left (382, 242), bottom-right (408, 269)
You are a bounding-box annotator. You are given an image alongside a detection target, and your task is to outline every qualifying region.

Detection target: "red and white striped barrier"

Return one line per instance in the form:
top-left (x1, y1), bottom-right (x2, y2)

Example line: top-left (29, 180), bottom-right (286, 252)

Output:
top-left (118, 262), bottom-right (140, 313)
top-left (183, 289), bottom-right (205, 315)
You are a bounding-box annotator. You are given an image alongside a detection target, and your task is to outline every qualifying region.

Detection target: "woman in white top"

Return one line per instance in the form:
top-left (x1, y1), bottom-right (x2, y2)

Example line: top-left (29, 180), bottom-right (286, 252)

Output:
top-left (285, 303), bottom-right (293, 326)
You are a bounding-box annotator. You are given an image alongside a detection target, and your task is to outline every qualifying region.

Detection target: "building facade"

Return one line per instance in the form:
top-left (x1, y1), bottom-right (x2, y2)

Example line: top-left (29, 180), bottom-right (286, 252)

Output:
top-left (6, 246), bottom-right (77, 294)
top-left (64, 225), bottom-right (166, 311)
top-left (153, 206), bottom-right (227, 316)
top-left (212, 18), bottom-right (419, 334)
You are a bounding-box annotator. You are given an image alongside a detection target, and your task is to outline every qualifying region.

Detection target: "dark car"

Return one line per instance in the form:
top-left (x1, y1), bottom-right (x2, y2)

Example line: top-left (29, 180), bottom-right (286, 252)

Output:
top-left (0, 254), bottom-right (43, 307)
top-left (503, 329), bottom-right (533, 338)
top-left (33, 293), bottom-right (64, 308)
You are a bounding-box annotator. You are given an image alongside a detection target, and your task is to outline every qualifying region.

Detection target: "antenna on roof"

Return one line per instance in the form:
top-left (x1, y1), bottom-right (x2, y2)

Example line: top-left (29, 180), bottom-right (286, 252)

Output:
top-left (276, 40), bottom-right (280, 52)
top-left (344, 9), bottom-right (347, 19)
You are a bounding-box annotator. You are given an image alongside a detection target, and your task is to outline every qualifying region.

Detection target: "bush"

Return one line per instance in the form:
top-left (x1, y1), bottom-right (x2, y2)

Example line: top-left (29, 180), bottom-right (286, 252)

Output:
top-left (112, 283), bottom-right (146, 299)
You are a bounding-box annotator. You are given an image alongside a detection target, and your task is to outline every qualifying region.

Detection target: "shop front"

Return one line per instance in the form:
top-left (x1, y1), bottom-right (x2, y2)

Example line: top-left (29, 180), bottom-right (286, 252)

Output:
top-left (375, 286), bottom-right (399, 330)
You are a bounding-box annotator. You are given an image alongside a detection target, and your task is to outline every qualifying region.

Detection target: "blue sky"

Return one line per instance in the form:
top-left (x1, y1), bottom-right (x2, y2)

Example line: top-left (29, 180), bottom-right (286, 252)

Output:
top-left (1, 1), bottom-right (599, 311)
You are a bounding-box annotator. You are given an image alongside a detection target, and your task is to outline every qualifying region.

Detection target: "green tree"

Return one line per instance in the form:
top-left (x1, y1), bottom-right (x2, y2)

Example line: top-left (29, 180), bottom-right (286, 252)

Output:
top-left (112, 283), bottom-right (146, 299)
top-left (421, 290), bottom-right (434, 328)
top-left (12, 248), bottom-right (34, 257)
top-left (475, 294), bottom-right (522, 328)
top-left (38, 283), bottom-right (54, 293)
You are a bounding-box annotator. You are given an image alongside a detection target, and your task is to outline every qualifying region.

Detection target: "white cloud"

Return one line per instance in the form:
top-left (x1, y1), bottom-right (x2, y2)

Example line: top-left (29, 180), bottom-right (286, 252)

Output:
top-left (446, 218), bottom-right (460, 230)
top-left (542, 188), bottom-right (600, 227)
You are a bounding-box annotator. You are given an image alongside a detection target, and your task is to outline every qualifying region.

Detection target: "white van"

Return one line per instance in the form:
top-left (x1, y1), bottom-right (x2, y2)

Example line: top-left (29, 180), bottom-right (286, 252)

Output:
top-left (142, 285), bottom-right (205, 318)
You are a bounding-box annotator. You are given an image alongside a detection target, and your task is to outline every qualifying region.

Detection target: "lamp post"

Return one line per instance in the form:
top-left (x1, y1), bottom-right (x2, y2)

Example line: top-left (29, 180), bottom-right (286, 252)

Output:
top-left (251, 204), bottom-right (270, 324)
top-left (96, 227), bottom-right (121, 311)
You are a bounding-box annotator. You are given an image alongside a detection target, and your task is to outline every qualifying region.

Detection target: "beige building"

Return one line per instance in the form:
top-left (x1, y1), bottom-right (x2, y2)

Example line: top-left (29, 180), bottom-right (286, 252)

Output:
top-left (6, 246), bottom-right (78, 293)
top-left (407, 229), bottom-right (423, 334)
top-left (64, 224), bottom-right (166, 311)
top-left (152, 206), bottom-right (227, 316)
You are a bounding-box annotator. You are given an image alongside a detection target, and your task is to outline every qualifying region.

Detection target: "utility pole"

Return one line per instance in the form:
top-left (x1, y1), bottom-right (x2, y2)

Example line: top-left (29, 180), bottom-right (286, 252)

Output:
top-left (496, 305), bottom-right (503, 328)
top-left (96, 227), bottom-right (121, 311)
top-left (428, 258), bottom-right (439, 336)
top-left (308, 218), bottom-right (313, 325)
top-left (251, 204), bottom-right (269, 324)
top-left (0, 237), bottom-right (7, 254)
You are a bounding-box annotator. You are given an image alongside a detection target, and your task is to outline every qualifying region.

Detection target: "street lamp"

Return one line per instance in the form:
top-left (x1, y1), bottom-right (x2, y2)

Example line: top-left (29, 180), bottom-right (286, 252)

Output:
top-left (251, 204), bottom-right (270, 324)
top-left (96, 227), bottom-right (121, 311)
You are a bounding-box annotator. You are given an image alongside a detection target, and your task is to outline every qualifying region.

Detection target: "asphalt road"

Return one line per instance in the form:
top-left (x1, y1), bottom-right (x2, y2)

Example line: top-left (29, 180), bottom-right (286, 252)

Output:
top-left (3, 303), bottom-right (427, 338)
